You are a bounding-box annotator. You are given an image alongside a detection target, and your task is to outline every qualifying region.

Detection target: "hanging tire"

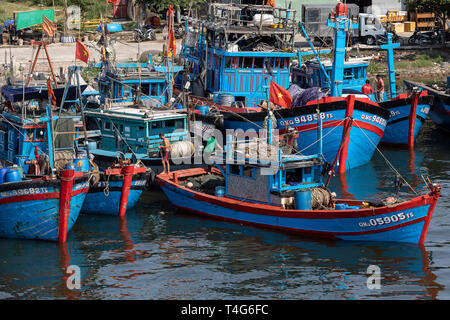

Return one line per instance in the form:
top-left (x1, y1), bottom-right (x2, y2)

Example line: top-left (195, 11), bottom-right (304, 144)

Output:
top-left (365, 36), bottom-right (375, 45)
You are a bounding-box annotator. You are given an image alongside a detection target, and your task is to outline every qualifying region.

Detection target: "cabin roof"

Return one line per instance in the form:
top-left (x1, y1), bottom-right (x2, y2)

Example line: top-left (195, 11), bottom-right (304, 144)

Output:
top-left (85, 104), bottom-right (186, 121)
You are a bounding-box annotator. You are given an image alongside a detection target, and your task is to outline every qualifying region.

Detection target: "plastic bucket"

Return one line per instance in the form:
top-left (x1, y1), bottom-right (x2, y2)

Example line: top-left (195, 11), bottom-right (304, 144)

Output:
top-left (5, 168), bottom-right (21, 183)
top-left (215, 186), bottom-right (225, 197)
top-left (294, 189), bottom-right (312, 210)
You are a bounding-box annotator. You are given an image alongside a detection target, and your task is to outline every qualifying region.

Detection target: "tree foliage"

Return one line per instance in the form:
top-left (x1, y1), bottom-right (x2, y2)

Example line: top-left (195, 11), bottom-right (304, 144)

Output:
top-left (32, 0), bottom-right (108, 19)
top-left (405, 0), bottom-right (450, 26)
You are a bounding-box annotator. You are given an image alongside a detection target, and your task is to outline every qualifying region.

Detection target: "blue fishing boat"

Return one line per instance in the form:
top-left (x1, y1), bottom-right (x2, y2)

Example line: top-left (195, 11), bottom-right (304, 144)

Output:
top-left (84, 101), bottom-right (192, 168)
top-left (0, 166), bottom-right (89, 242)
top-left (404, 78), bottom-right (450, 131)
top-left (292, 31), bottom-right (434, 148)
top-left (0, 66), bottom-right (153, 217)
top-left (180, 3), bottom-right (297, 108)
top-left (189, 3), bottom-right (389, 172)
top-left (157, 101), bottom-right (441, 245)
top-left (90, 54), bottom-right (184, 107)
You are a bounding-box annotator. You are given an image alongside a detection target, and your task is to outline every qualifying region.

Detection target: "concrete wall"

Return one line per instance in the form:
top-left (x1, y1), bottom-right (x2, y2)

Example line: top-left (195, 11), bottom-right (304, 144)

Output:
top-left (275, 0), bottom-right (337, 21)
top-left (364, 0), bottom-right (405, 15)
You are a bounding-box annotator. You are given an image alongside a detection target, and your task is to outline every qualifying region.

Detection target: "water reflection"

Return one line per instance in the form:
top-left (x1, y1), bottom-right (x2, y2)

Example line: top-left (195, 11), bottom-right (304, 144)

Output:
top-left (0, 123), bottom-right (449, 299)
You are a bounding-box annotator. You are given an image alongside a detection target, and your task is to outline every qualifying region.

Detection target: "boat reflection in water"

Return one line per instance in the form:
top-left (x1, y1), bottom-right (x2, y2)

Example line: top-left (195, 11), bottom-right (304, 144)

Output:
top-left (329, 147), bottom-right (427, 203)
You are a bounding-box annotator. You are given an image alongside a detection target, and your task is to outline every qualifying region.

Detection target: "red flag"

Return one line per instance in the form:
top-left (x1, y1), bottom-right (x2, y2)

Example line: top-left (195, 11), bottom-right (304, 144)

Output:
top-left (167, 5), bottom-right (176, 57)
top-left (267, 0), bottom-right (275, 8)
top-left (269, 81), bottom-right (292, 109)
top-left (75, 40), bottom-right (89, 64)
top-left (107, 0), bottom-right (121, 4)
top-left (42, 15), bottom-right (56, 37)
top-left (47, 77), bottom-right (57, 107)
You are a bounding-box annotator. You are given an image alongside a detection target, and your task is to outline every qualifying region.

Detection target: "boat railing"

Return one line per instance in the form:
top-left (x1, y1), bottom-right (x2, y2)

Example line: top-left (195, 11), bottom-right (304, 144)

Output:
top-left (205, 3), bottom-right (297, 30)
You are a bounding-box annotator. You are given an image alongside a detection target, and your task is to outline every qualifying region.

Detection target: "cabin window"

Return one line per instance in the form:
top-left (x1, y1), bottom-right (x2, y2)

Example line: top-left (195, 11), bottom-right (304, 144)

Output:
top-left (232, 57), bottom-right (241, 68)
top-left (26, 129), bottom-right (35, 141)
top-left (344, 69), bottom-right (353, 80)
top-left (230, 165), bottom-right (241, 175)
top-left (104, 121), bottom-right (111, 131)
top-left (174, 119), bottom-right (184, 129)
top-left (243, 57), bottom-right (253, 69)
top-left (274, 58), bottom-right (281, 69)
top-left (141, 83), bottom-right (150, 95)
top-left (253, 58), bottom-right (264, 69)
top-left (151, 83), bottom-right (158, 96)
top-left (97, 119), bottom-right (102, 130)
top-left (225, 57), bottom-right (233, 68)
top-left (35, 129), bottom-right (45, 140)
top-left (165, 119), bottom-right (175, 127)
top-left (137, 126), bottom-right (145, 138)
top-left (159, 84), bottom-right (166, 95)
top-left (151, 121), bottom-right (162, 129)
top-left (118, 124), bottom-right (124, 133)
top-left (242, 166), bottom-right (255, 178)
top-left (280, 58), bottom-right (289, 69)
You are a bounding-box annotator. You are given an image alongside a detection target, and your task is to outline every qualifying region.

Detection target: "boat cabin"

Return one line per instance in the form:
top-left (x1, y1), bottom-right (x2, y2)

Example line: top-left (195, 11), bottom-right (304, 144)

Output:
top-left (0, 105), bottom-right (85, 174)
top-left (291, 57), bottom-right (371, 92)
top-left (207, 137), bottom-right (325, 209)
top-left (92, 56), bottom-right (184, 106)
top-left (182, 3), bottom-right (297, 108)
top-left (85, 101), bottom-right (189, 161)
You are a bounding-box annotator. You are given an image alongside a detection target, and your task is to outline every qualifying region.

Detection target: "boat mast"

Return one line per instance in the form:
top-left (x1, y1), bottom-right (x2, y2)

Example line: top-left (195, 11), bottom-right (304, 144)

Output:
top-left (327, 2), bottom-right (358, 97)
top-left (380, 33), bottom-right (400, 99)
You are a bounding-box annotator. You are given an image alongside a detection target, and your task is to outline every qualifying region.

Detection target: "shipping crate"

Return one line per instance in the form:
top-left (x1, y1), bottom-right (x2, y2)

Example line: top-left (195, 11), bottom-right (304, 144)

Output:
top-left (391, 23), bottom-right (404, 33)
top-left (403, 21), bottom-right (416, 32)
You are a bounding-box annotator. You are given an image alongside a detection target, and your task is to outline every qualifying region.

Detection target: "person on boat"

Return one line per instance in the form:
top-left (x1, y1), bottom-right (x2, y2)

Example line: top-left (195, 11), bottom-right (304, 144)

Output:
top-left (376, 75), bottom-right (385, 102)
top-left (361, 80), bottom-right (374, 96)
top-left (204, 135), bottom-right (224, 165)
top-left (158, 133), bottom-right (171, 174)
top-left (280, 127), bottom-right (298, 154)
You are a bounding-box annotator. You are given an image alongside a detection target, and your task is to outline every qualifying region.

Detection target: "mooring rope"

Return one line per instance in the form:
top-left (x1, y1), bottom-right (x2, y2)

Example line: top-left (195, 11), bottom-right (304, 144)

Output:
top-left (352, 120), bottom-right (418, 194)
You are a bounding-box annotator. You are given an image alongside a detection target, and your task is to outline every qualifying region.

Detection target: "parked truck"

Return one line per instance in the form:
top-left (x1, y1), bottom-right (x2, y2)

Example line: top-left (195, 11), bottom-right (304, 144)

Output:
top-left (302, 4), bottom-right (389, 46)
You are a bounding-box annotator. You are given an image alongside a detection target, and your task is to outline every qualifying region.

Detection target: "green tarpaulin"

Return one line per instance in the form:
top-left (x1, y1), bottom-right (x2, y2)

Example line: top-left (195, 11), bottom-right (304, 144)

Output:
top-left (16, 9), bottom-right (54, 30)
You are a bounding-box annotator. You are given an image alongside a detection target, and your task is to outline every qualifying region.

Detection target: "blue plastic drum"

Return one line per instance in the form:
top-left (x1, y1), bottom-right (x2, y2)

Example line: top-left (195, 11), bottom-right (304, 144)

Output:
top-left (215, 186), bottom-right (225, 197)
top-left (294, 189), bottom-right (312, 210)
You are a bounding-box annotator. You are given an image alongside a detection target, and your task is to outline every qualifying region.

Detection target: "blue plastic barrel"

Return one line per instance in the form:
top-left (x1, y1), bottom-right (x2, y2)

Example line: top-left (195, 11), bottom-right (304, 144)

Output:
top-left (294, 189), bottom-right (312, 210)
top-left (5, 168), bottom-right (21, 183)
top-left (173, 103), bottom-right (183, 109)
top-left (97, 23), bottom-right (123, 33)
top-left (195, 105), bottom-right (210, 115)
top-left (0, 168), bottom-right (9, 184)
top-left (215, 186), bottom-right (225, 197)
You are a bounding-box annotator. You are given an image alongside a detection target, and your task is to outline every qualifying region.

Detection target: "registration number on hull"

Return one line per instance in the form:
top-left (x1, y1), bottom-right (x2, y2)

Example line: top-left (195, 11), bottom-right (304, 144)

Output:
top-left (358, 212), bottom-right (415, 228)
